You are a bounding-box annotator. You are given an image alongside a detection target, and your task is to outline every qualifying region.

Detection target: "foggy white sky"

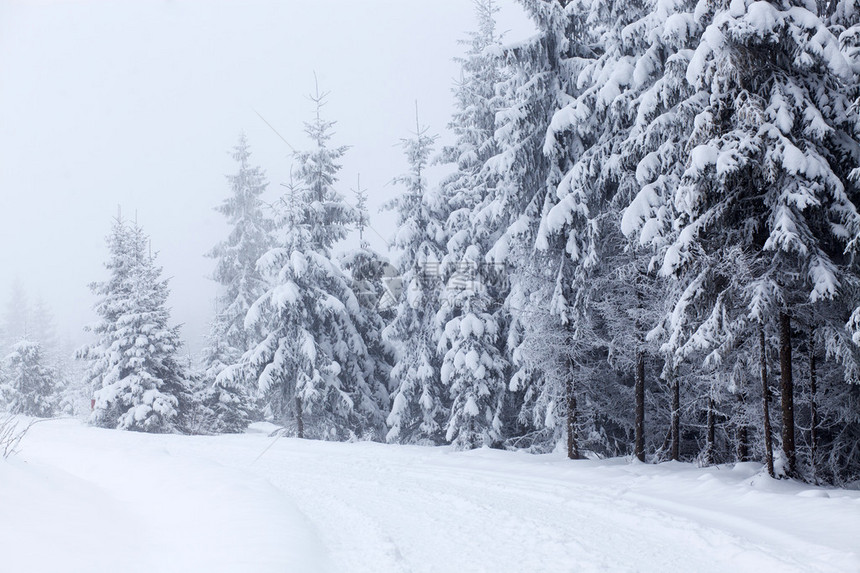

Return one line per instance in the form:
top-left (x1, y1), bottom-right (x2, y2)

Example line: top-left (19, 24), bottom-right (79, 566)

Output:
top-left (0, 0), bottom-right (533, 355)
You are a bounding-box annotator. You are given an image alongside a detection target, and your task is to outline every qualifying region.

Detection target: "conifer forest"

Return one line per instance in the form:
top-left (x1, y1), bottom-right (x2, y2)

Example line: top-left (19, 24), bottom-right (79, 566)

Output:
top-left (3, 1), bottom-right (860, 571)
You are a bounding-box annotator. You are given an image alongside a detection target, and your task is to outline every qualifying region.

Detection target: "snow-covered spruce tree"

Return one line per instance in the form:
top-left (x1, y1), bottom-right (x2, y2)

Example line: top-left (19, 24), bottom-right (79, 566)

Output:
top-left (637, 0), bottom-right (860, 476)
top-left (815, 0), bottom-right (860, 484)
top-left (196, 317), bottom-right (255, 434)
top-left (1, 340), bottom-right (57, 417)
top-left (202, 133), bottom-right (271, 432)
top-left (497, 0), bottom-right (667, 456)
top-left (80, 219), bottom-right (191, 433)
top-left (27, 298), bottom-right (79, 415)
top-left (439, 0), bottom-right (504, 232)
top-left (78, 218), bottom-right (134, 418)
top-left (437, 243), bottom-right (508, 448)
top-left (181, 369), bottom-right (232, 436)
top-left (338, 177), bottom-right (394, 430)
top-left (434, 0), bottom-right (509, 449)
top-left (478, 0), bottom-right (587, 451)
top-left (535, 0), bottom-right (655, 462)
top-left (524, 256), bottom-right (603, 459)
top-left (201, 315), bottom-right (237, 386)
top-left (384, 120), bottom-right (449, 445)
top-left (438, 0), bottom-right (505, 276)
top-left (207, 132), bottom-right (272, 357)
top-left (224, 88), bottom-right (387, 440)
top-left (539, 0), bottom-right (709, 462)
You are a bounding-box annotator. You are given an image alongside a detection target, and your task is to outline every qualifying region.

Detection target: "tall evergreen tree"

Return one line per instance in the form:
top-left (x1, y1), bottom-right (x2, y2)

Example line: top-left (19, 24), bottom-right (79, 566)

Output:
top-left (536, 0), bottom-right (702, 461)
top-left (79, 218), bottom-right (191, 433)
top-left (223, 87), bottom-right (387, 439)
top-left (339, 176), bottom-right (395, 428)
top-left (434, 0), bottom-right (509, 449)
top-left (207, 132), bottom-right (272, 357)
top-left (384, 120), bottom-right (449, 445)
top-left (197, 316), bottom-right (255, 434)
top-left (484, 0), bottom-right (600, 452)
top-left (202, 133), bottom-right (271, 432)
top-left (463, 0), bottom-right (573, 451)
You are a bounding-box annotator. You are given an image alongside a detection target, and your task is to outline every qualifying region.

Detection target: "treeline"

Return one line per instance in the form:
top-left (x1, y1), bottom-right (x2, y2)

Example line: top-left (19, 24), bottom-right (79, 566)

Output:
top-left (0, 285), bottom-right (89, 418)
top-left (77, 0), bottom-right (860, 485)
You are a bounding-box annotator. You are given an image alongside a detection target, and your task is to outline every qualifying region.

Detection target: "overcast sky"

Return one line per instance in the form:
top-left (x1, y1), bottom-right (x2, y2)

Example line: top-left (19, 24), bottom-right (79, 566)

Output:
top-left (0, 0), bottom-right (533, 355)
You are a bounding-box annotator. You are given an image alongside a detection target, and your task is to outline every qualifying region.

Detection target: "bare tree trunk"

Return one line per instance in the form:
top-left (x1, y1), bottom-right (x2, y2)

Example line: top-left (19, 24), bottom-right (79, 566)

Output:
top-left (565, 321), bottom-right (580, 460)
top-left (737, 387), bottom-right (749, 462)
top-left (760, 325), bottom-right (775, 477)
top-left (779, 311), bottom-right (796, 477)
top-left (633, 259), bottom-right (646, 463)
top-left (809, 327), bottom-right (818, 479)
top-left (566, 379), bottom-right (579, 460)
top-left (295, 395), bottom-right (304, 439)
top-left (658, 425), bottom-right (671, 457)
top-left (671, 370), bottom-right (680, 461)
top-left (705, 395), bottom-right (715, 465)
top-left (635, 350), bottom-right (645, 462)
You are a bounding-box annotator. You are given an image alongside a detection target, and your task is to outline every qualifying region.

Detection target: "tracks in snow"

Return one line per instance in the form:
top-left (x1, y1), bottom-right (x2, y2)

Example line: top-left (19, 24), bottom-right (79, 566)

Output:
top-left (239, 441), bottom-right (854, 573)
top-left (16, 421), bottom-right (859, 573)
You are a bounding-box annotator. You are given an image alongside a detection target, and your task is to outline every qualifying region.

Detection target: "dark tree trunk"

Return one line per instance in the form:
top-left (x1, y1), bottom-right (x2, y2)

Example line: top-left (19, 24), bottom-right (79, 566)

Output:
top-left (779, 311), bottom-right (796, 477)
top-left (737, 386), bottom-right (749, 462)
top-left (566, 379), bottom-right (579, 460)
top-left (295, 395), bottom-right (304, 439)
top-left (706, 395), bottom-right (715, 465)
top-left (760, 325), bottom-right (775, 477)
top-left (659, 425), bottom-right (672, 458)
top-left (635, 350), bottom-right (645, 462)
top-left (737, 425), bottom-right (749, 462)
top-left (632, 260), bottom-right (646, 463)
top-left (565, 321), bottom-right (580, 460)
top-left (671, 370), bottom-right (680, 461)
top-left (809, 327), bottom-right (818, 478)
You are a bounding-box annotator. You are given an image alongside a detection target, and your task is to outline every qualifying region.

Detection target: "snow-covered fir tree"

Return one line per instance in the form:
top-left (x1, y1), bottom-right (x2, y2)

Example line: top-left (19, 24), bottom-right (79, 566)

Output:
top-left (483, 0), bottom-right (595, 452)
top-left (434, 0), bottom-right (509, 449)
top-left (196, 317), bottom-right (255, 434)
top-left (338, 176), bottom-right (394, 426)
top-left (201, 132), bottom-right (271, 432)
top-left (0, 291), bottom-right (75, 416)
top-left (536, 0), bottom-right (701, 460)
top-left (384, 119), bottom-right (450, 445)
top-left (79, 218), bottom-right (191, 433)
top-left (223, 87), bottom-right (388, 440)
top-left (206, 132), bottom-right (271, 363)
top-left (1, 340), bottom-right (57, 417)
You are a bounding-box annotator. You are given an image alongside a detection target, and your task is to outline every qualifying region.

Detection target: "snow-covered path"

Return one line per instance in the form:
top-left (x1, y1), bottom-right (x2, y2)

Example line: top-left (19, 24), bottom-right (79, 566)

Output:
top-left (6, 419), bottom-right (859, 572)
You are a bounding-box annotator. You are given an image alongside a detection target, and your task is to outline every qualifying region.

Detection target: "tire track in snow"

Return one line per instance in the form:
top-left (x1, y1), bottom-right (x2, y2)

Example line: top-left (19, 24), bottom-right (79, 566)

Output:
top-left (241, 442), bottom-right (856, 573)
top-left (392, 461), bottom-right (854, 573)
top-left (22, 421), bottom-right (855, 573)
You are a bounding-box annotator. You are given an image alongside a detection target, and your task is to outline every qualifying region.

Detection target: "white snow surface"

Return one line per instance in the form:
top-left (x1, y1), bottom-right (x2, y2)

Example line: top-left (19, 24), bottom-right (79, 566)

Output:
top-left (3, 419), bottom-right (859, 573)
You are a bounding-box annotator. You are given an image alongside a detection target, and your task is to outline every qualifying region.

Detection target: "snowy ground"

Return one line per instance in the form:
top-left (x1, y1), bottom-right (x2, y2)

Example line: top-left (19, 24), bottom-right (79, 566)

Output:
top-left (2, 419), bottom-right (858, 573)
